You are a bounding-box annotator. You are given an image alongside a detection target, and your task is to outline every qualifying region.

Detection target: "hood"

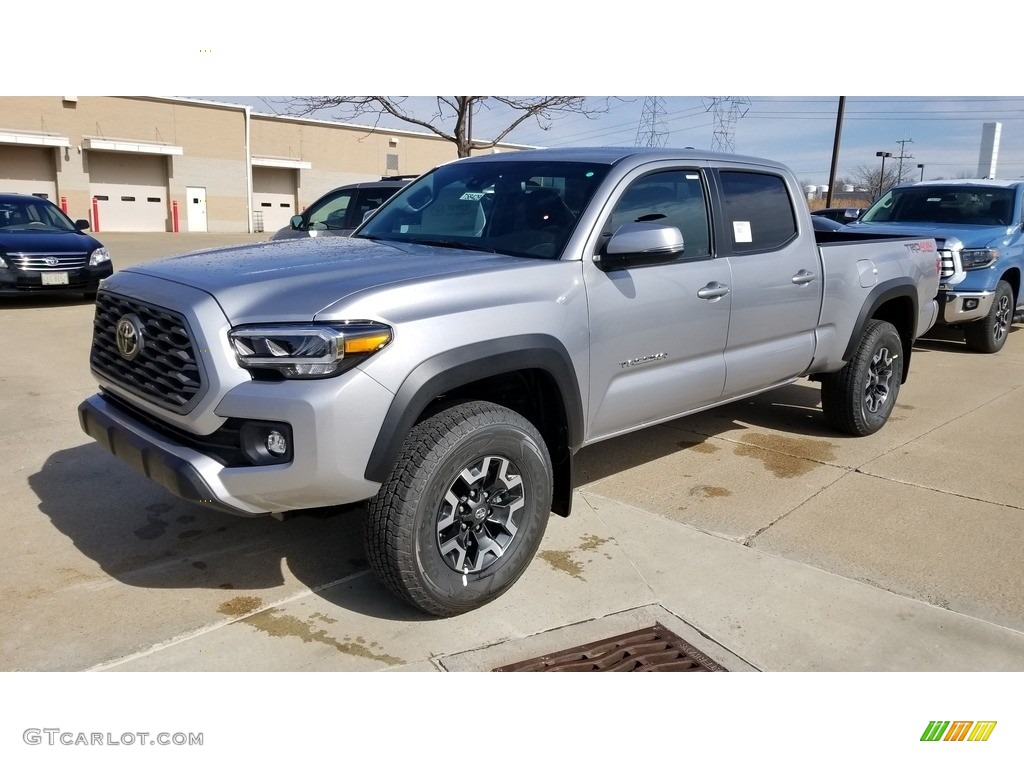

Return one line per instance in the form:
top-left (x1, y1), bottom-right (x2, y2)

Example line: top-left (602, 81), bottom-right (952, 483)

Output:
top-left (117, 236), bottom-right (540, 323)
top-left (0, 228), bottom-right (103, 255)
top-left (845, 220), bottom-right (1017, 249)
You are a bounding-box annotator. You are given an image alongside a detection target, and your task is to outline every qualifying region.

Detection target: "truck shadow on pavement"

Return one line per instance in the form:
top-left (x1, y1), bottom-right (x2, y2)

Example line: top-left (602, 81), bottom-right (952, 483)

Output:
top-left (29, 379), bottom-right (860, 625)
top-left (574, 380), bottom-right (840, 486)
top-left (29, 444), bottom-right (431, 622)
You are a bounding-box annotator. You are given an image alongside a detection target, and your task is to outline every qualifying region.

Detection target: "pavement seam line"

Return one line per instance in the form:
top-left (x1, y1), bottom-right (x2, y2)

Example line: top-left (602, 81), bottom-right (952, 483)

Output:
top-left (581, 488), bottom-right (1024, 642)
top-left (84, 569), bottom-right (374, 672)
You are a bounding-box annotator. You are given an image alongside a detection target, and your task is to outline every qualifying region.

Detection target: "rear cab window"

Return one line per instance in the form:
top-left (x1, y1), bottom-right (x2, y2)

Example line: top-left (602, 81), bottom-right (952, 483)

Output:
top-left (718, 170), bottom-right (798, 254)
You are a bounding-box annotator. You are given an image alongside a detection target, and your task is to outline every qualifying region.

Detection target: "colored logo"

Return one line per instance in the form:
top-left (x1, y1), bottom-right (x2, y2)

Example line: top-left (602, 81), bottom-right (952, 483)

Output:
top-left (921, 721), bottom-right (997, 742)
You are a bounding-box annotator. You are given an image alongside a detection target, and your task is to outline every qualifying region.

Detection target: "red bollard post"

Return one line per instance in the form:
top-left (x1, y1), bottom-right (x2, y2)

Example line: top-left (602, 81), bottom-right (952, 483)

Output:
top-left (91, 197), bottom-right (100, 232)
top-left (172, 200), bottom-right (180, 233)
top-left (60, 196), bottom-right (68, 214)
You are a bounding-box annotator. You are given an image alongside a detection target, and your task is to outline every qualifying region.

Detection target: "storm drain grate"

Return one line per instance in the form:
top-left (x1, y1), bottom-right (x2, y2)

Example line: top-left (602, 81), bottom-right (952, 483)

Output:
top-left (493, 623), bottom-right (728, 672)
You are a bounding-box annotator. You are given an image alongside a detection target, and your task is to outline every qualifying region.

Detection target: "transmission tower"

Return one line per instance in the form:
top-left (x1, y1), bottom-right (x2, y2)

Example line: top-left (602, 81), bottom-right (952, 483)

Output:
top-left (702, 97), bottom-right (750, 153)
top-left (635, 97), bottom-right (669, 148)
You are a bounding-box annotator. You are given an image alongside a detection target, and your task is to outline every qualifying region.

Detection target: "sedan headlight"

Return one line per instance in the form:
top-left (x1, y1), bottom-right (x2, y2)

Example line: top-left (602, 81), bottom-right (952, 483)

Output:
top-left (89, 246), bottom-right (112, 266)
top-left (229, 321), bottom-right (392, 379)
top-left (0, 255), bottom-right (8, 269)
top-left (959, 248), bottom-right (999, 270)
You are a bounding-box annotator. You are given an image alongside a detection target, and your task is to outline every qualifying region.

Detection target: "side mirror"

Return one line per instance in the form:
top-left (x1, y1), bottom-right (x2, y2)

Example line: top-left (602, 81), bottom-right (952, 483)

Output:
top-left (74, 219), bottom-right (90, 231)
top-left (290, 214), bottom-right (304, 230)
top-left (597, 221), bottom-right (685, 270)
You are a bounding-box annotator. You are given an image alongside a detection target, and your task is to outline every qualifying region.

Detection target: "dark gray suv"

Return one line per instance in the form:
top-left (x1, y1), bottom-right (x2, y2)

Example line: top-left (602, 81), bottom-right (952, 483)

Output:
top-left (270, 176), bottom-right (416, 240)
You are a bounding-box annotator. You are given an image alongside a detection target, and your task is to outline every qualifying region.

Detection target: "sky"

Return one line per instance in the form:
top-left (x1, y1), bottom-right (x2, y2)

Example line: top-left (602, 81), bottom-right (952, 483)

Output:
top-left (198, 95), bottom-right (1024, 186)
top-left (11, 2), bottom-right (1021, 190)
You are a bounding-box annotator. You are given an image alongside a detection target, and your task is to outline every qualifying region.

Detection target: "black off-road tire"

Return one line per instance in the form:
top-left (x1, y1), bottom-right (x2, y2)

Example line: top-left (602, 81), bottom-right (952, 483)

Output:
top-left (820, 319), bottom-right (904, 436)
top-left (365, 400), bottom-right (553, 617)
top-left (964, 280), bottom-right (1013, 354)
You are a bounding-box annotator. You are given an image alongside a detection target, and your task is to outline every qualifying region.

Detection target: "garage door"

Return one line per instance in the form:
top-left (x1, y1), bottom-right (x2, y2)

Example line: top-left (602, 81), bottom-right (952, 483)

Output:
top-left (252, 167), bottom-right (297, 232)
top-left (0, 145), bottom-right (57, 201)
top-left (89, 152), bottom-right (169, 232)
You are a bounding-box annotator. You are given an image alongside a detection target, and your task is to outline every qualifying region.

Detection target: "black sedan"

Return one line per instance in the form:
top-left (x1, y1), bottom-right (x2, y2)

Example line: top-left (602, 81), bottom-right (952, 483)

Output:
top-left (0, 194), bottom-right (112, 297)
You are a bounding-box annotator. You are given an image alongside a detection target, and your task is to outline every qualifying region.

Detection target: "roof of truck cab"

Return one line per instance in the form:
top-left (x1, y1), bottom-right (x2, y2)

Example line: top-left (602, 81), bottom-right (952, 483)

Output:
top-left (456, 146), bottom-right (786, 168)
top-left (905, 179), bottom-right (1024, 189)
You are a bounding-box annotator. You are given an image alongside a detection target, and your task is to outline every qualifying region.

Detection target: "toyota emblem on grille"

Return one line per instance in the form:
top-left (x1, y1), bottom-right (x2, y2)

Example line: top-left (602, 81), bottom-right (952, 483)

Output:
top-left (44, 257), bottom-right (60, 266)
top-left (116, 314), bottom-right (145, 361)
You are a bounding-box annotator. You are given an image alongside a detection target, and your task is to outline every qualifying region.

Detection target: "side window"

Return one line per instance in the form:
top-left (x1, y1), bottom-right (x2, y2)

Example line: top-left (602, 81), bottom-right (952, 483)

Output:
top-left (607, 170), bottom-right (711, 258)
top-left (718, 171), bottom-right (797, 254)
top-left (307, 191), bottom-right (354, 230)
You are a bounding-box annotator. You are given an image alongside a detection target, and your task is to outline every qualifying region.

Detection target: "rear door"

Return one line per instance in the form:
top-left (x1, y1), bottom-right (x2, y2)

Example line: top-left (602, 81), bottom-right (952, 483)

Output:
top-left (714, 169), bottom-right (822, 397)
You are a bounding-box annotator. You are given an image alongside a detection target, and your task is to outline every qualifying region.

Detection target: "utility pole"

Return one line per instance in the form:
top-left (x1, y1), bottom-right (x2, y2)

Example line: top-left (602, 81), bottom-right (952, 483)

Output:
top-left (895, 134), bottom-right (914, 183)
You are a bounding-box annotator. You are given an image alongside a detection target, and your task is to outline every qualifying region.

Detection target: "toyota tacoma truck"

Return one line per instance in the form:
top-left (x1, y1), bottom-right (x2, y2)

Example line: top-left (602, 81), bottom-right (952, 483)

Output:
top-left (78, 148), bottom-right (940, 616)
top-left (847, 179), bottom-right (1024, 353)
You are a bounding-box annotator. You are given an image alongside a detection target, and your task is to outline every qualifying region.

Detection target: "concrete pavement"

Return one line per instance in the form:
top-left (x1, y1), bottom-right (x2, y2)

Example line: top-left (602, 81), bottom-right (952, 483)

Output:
top-left (2, 232), bottom-right (1022, 672)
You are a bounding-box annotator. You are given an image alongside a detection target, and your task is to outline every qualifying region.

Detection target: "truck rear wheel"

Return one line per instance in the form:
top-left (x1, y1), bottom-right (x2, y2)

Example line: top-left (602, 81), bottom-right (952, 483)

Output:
top-left (365, 400), bottom-right (552, 617)
top-left (964, 280), bottom-right (1013, 354)
top-left (820, 319), bottom-right (904, 436)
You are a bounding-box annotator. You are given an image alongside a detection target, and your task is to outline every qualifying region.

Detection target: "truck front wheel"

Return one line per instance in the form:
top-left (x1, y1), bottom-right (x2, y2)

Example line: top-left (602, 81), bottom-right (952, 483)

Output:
top-left (964, 280), bottom-right (1013, 354)
top-left (821, 319), bottom-right (904, 436)
top-left (365, 400), bottom-right (553, 617)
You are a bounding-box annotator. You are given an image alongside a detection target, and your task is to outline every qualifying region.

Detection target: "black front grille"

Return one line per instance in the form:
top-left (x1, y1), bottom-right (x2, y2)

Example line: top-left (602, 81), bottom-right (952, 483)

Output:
top-left (10, 252), bottom-right (89, 271)
top-left (91, 292), bottom-right (204, 413)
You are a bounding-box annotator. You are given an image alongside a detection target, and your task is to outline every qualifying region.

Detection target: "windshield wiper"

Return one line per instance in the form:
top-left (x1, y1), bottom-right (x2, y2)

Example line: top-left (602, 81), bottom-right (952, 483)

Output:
top-left (406, 238), bottom-right (497, 253)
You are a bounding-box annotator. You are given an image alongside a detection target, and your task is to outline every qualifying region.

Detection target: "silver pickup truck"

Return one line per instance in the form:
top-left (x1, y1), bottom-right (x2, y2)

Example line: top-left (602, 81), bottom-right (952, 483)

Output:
top-left (78, 147), bottom-right (940, 616)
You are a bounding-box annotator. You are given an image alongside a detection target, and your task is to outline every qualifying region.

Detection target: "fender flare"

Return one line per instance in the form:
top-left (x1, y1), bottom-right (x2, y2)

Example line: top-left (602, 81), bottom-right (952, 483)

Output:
top-left (843, 278), bottom-right (919, 382)
top-left (364, 335), bottom-right (584, 485)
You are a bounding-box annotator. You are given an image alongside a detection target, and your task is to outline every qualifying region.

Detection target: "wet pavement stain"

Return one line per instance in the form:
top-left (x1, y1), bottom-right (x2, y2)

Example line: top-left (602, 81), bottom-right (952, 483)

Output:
top-left (678, 440), bottom-right (720, 454)
top-left (538, 549), bottom-right (585, 580)
top-left (176, 515), bottom-right (196, 524)
top-left (689, 485), bottom-right (732, 499)
top-left (310, 612), bottom-right (338, 625)
top-left (242, 608), bottom-right (404, 666)
top-left (134, 517), bottom-right (168, 541)
top-left (218, 595), bottom-right (264, 617)
top-left (733, 434), bottom-right (836, 478)
top-left (539, 534), bottom-right (614, 580)
top-left (177, 530), bottom-right (204, 540)
top-left (191, 561), bottom-right (207, 570)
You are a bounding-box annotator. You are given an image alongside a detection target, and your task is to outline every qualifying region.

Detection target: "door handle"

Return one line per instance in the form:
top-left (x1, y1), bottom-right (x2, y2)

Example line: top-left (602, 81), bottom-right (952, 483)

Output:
top-left (697, 281), bottom-right (730, 300)
top-left (792, 270), bottom-right (816, 285)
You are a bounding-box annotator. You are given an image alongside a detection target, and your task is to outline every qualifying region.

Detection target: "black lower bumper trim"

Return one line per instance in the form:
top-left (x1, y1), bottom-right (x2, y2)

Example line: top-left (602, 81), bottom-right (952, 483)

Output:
top-left (78, 396), bottom-right (258, 517)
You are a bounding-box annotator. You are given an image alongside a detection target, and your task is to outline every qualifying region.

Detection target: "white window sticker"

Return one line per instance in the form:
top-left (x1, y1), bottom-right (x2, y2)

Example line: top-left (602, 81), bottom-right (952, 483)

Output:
top-left (733, 221), bottom-right (752, 243)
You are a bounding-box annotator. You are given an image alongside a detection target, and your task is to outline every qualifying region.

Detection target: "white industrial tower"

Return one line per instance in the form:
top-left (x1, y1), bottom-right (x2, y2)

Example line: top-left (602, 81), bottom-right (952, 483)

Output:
top-left (977, 122), bottom-right (1002, 178)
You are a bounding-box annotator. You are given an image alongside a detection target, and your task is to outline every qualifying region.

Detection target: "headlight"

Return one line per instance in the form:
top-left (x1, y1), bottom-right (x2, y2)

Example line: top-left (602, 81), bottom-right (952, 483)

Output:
top-left (0, 255), bottom-right (8, 269)
top-left (229, 321), bottom-right (392, 379)
top-left (959, 248), bottom-right (998, 270)
top-left (89, 246), bottom-right (112, 266)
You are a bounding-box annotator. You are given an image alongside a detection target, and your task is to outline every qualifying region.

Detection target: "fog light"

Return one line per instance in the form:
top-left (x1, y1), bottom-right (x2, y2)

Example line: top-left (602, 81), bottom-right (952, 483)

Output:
top-left (266, 430), bottom-right (288, 457)
top-left (964, 298), bottom-right (979, 311)
top-left (239, 421), bottom-right (293, 465)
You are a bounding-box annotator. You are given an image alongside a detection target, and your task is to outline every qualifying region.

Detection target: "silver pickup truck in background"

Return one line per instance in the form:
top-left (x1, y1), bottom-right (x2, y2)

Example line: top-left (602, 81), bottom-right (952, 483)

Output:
top-left (79, 147), bottom-right (940, 616)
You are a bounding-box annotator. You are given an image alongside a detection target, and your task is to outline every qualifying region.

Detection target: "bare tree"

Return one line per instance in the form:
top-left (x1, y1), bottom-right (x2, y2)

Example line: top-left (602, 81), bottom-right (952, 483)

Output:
top-left (849, 163), bottom-right (904, 200)
top-left (279, 96), bottom-right (611, 158)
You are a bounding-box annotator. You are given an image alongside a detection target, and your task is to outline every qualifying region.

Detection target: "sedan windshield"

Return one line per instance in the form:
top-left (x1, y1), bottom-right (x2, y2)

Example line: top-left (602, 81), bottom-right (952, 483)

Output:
top-left (0, 198), bottom-right (77, 232)
top-left (354, 160), bottom-right (611, 259)
top-left (861, 185), bottom-right (1017, 226)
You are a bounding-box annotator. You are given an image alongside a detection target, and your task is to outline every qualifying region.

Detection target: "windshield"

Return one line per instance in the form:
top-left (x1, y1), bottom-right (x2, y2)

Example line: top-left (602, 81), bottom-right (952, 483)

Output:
top-left (354, 159), bottom-right (611, 259)
top-left (0, 197), bottom-right (77, 232)
top-left (861, 185), bottom-right (1017, 226)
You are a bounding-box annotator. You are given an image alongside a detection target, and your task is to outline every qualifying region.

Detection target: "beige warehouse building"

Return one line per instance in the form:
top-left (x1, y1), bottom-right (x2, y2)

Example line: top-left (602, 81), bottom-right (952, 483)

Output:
top-left (0, 96), bottom-right (521, 233)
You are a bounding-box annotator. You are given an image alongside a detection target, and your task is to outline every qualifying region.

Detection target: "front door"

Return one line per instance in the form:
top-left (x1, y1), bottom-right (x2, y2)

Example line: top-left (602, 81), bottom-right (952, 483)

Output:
top-left (584, 168), bottom-right (731, 440)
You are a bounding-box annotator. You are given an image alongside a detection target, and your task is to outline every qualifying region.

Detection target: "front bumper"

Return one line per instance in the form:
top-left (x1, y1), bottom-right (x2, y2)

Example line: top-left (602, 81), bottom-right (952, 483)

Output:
top-left (0, 262), bottom-right (113, 295)
top-left (938, 289), bottom-right (994, 325)
top-left (78, 367), bottom-right (394, 516)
